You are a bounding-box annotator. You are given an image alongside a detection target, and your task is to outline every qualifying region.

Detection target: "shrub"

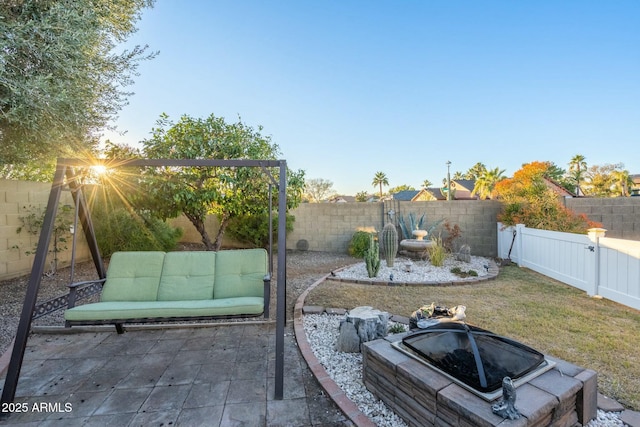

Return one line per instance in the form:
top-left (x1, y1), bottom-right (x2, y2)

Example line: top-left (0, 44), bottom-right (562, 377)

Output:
top-left (226, 213), bottom-right (294, 248)
top-left (93, 207), bottom-right (182, 258)
top-left (426, 236), bottom-right (447, 267)
top-left (349, 230), bottom-right (377, 258)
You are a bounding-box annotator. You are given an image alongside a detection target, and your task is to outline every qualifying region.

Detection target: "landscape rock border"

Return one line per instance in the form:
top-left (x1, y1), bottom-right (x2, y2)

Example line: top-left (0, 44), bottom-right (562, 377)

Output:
top-left (330, 258), bottom-right (500, 286)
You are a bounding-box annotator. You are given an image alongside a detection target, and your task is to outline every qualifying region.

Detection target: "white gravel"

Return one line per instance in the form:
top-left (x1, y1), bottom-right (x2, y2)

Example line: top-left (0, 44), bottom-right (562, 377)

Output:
top-left (303, 312), bottom-right (626, 427)
top-left (334, 255), bottom-right (491, 283)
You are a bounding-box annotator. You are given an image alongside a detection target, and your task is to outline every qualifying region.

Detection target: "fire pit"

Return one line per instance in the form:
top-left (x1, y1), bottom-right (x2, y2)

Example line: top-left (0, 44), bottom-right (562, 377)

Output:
top-left (393, 322), bottom-right (555, 401)
top-left (362, 326), bottom-right (598, 427)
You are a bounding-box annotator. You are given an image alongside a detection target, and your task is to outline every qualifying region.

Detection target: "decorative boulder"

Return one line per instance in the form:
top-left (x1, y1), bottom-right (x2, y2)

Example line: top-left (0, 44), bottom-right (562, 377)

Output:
top-left (457, 244), bottom-right (471, 263)
top-left (336, 321), bottom-right (360, 353)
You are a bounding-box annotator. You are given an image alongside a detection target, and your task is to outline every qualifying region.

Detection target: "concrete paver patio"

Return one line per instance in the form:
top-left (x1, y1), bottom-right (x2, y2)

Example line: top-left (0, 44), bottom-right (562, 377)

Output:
top-left (0, 322), bottom-right (350, 426)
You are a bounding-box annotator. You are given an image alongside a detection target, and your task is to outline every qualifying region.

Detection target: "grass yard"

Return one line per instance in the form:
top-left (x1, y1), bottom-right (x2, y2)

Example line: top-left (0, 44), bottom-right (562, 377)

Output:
top-left (305, 265), bottom-right (640, 411)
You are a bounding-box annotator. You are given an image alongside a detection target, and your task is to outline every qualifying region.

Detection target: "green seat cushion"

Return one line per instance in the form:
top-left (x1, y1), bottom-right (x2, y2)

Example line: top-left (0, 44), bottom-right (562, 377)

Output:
top-left (157, 251), bottom-right (217, 301)
top-left (101, 252), bottom-right (165, 302)
top-left (64, 298), bottom-right (264, 321)
top-left (214, 249), bottom-right (268, 299)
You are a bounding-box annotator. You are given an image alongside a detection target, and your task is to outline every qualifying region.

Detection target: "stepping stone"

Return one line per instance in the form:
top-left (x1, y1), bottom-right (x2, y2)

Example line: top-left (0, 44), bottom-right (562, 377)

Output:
top-left (597, 393), bottom-right (624, 412)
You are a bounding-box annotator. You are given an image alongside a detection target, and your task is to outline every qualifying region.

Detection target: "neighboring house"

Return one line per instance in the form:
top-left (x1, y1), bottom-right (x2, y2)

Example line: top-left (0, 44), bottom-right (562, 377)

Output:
top-left (631, 174), bottom-right (640, 196)
top-left (450, 179), bottom-right (478, 200)
top-left (544, 178), bottom-right (575, 198)
top-left (329, 195), bottom-right (356, 203)
top-left (392, 189), bottom-right (445, 201)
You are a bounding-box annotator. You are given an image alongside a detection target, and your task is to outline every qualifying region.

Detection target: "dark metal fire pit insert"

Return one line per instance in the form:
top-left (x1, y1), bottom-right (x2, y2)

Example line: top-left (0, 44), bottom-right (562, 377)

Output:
top-left (397, 322), bottom-right (553, 397)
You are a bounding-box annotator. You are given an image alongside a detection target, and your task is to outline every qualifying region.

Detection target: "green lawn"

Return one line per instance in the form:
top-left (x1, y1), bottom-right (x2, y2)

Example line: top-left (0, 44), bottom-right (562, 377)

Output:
top-left (306, 265), bottom-right (640, 411)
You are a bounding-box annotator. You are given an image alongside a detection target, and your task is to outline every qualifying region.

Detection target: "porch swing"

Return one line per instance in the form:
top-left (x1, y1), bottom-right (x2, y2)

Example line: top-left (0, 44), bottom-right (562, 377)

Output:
top-left (1, 157), bottom-right (290, 406)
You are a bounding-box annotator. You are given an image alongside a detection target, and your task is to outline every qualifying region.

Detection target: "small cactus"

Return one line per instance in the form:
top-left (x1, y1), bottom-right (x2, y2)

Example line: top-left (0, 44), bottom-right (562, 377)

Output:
top-left (381, 223), bottom-right (398, 267)
top-left (364, 235), bottom-right (380, 278)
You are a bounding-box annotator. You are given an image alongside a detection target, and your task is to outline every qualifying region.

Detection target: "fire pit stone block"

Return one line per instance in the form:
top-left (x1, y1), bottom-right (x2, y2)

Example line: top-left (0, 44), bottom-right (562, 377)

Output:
top-left (362, 337), bottom-right (598, 427)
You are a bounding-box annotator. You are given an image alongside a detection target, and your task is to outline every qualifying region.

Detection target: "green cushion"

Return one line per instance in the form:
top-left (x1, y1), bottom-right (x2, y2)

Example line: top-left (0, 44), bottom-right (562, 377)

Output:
top-left (64, 298), bottom-right (264, 321)
top-left (100, 252), bottom-right (165, 302)
top-left (157, 251), bottom-right (216, 301)
top-left (214, 249), bottom-right (268, 299)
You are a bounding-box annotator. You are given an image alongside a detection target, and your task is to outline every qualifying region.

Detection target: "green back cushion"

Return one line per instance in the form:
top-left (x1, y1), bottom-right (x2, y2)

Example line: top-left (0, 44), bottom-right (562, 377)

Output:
top-left (101, 252), bottom-right (165, 302)
top-left (214, 249), bottom-right (267, 299)
top-left (157, 251), bottom-right (217, 301)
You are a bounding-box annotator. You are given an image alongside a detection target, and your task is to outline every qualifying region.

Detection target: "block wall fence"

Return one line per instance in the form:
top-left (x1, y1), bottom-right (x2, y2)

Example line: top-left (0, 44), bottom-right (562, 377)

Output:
top-left (2, 177), bottom-right (640, 280)
top-left (285, 200), bottom-right (503, 257)
top-left (0, 179), bottom-right (91, 280)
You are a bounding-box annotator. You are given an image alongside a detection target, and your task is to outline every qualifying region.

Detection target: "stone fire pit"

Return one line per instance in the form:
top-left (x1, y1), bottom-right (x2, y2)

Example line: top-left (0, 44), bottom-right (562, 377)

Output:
top-left (362, 334), bottom-right (597, 427)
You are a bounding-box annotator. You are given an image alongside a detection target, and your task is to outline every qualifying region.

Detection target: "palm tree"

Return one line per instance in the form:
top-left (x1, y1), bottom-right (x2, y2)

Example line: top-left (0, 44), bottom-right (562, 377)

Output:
top-left (472, 167), bottom-right (506, 199)
top-left (372, 171), bottom-right (389, 199)
top-left (421, 179), bottom-right (433, 189)
top-left (452, 171), bottom-right (464, 180)
top-left (465, 162), bottom-right (487, 180)
top-left (569, 155), bottom-right (587, 196)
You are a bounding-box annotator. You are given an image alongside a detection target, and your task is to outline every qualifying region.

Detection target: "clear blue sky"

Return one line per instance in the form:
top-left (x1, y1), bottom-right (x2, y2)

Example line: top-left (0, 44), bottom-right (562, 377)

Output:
top-left (103, 0), bottom-right (640, 196)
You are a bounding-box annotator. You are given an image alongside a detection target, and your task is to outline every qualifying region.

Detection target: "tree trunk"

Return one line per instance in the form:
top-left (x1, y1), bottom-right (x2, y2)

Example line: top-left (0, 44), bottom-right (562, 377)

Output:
top-left (185, 213), bottom-right (215, 251)
top-left (213, 213), bottom-right (230, 251)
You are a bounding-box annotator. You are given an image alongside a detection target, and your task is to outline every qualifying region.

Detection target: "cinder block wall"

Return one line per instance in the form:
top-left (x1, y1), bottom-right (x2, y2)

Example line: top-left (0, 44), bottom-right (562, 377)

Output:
top-left (566, 197), bottom-right (640, 240)
top-left (0, 179), bottom-right (91, 280)
top-left (286, 200), bottom-right (503, 257)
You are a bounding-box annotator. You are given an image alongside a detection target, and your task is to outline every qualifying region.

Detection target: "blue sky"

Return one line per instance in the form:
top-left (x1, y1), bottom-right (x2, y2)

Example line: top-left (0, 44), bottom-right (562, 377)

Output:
top-left (103, 1), bottom-right (640, 195)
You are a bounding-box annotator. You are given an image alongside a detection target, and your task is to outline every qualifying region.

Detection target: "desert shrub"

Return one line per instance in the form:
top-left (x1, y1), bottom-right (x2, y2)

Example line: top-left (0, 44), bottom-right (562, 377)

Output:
top-left (349, 230), bottom-right (377, 258)
top-left (426, 236), bottom-right (447, 267)
top-left (442, 220), bottom-right (462, 252)
top-left (226, 213), bottom-right (294, 248)
top-left (93, 207), bottom-right (182, 258)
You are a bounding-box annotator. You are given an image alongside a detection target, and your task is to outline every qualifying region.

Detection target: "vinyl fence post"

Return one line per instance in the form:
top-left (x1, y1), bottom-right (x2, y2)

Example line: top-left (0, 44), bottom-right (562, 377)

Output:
top-left (587, 228), bottom-right (607, 297)
top-left (515, 224), bottom-right (525, 267)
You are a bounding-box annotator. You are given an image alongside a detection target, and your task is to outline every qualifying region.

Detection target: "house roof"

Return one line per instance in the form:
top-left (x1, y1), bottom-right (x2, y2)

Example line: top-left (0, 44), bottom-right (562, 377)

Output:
top-left (392, 190), bottom-right (420, 201)
top-left (452, 179), bottom-right (476, 192)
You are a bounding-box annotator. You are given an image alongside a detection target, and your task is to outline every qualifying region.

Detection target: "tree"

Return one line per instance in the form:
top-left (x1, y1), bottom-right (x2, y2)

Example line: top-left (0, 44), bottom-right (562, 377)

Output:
top-left (304, 178), bottom-right (336, 202)
top-left (611, 169), bottom-right (633, 197)
top-left (583, 163), bottom-right (626, 197)
top-left (0, 0), bottom-right (156, 179)
top-left (465, 162), bottom-right (487, 180)
top-left (372, 171), bottom-right (389, 199)
top-left (494, 161), bottom-right (599, 233)
top-left (568, 155), bottom-right (587, 196)
top-left (421, 179), bottom-right (433, 189)
top-left (137, 113), bottom-right (305, 250)
top-left (388, 184), bottom-right (415, 195)
top-left (472, 167), bottom-right (505, 199)
top-left (452, 171), bottom-right (464, 180)
top-left (355, 191), bottom-right (369, 202)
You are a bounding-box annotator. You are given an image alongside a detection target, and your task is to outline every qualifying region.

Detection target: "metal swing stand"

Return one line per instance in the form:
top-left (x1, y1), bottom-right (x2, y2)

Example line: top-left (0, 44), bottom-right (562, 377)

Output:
top-left (1, 158), bottom-right (289, 413)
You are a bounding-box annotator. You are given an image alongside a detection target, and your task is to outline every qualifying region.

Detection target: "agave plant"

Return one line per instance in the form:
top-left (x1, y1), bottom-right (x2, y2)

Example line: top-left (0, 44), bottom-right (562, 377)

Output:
top-left (398, 212), bottom-right (444, 240)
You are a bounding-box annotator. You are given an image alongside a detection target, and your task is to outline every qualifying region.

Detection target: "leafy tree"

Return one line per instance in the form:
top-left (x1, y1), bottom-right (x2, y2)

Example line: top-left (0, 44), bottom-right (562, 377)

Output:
top-left (568, 154), bottom-right (587, 196)
top-left (472, 166), bottom-right (505, 199)
top-left (388, 184), bottom-right (415, 194)
top-left (583, 163), bottom-right (627, 197)
top-left (0, 0), bottom-right (156, 179)
top-left (494, 161), bottom-right (599, 233)
top-left (355, 191), bottom-right (369, 202)
top-left (611, 169), bottom-right (633, 197)
top-left (304, 178), bottom-right (336, 202)
top-left (371, 171), bottom-right (389, 199)
top-left (137, 113), bottom-right (305, 251)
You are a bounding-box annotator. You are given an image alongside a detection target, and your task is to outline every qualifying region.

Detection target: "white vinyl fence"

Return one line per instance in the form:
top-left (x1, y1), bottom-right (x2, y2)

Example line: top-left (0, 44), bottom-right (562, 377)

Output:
top-left (497, 223), bottom-right (640, 311)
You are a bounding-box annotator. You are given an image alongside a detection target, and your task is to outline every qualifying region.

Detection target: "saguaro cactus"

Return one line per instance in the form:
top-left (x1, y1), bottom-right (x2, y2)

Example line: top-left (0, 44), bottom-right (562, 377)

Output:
top-left (364, 235), bottom-right (380, 278)
top-left (381, 223), bottom-right (398, 267)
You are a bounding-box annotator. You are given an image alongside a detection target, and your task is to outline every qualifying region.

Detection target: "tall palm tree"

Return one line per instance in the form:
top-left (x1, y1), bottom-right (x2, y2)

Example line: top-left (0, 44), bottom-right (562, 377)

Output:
top-left (452, 171), bottom-right (464, 180)
top-left (465, 162), bottom-right (487, 180)
top-left (421, 179), bottom-right (433, 189)
top-left (569, 154), bottom-right (587, 196)
top-left (372, 171), bottom-right (389, 199)
top-left (472, 167), bottom-right (506, 199)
